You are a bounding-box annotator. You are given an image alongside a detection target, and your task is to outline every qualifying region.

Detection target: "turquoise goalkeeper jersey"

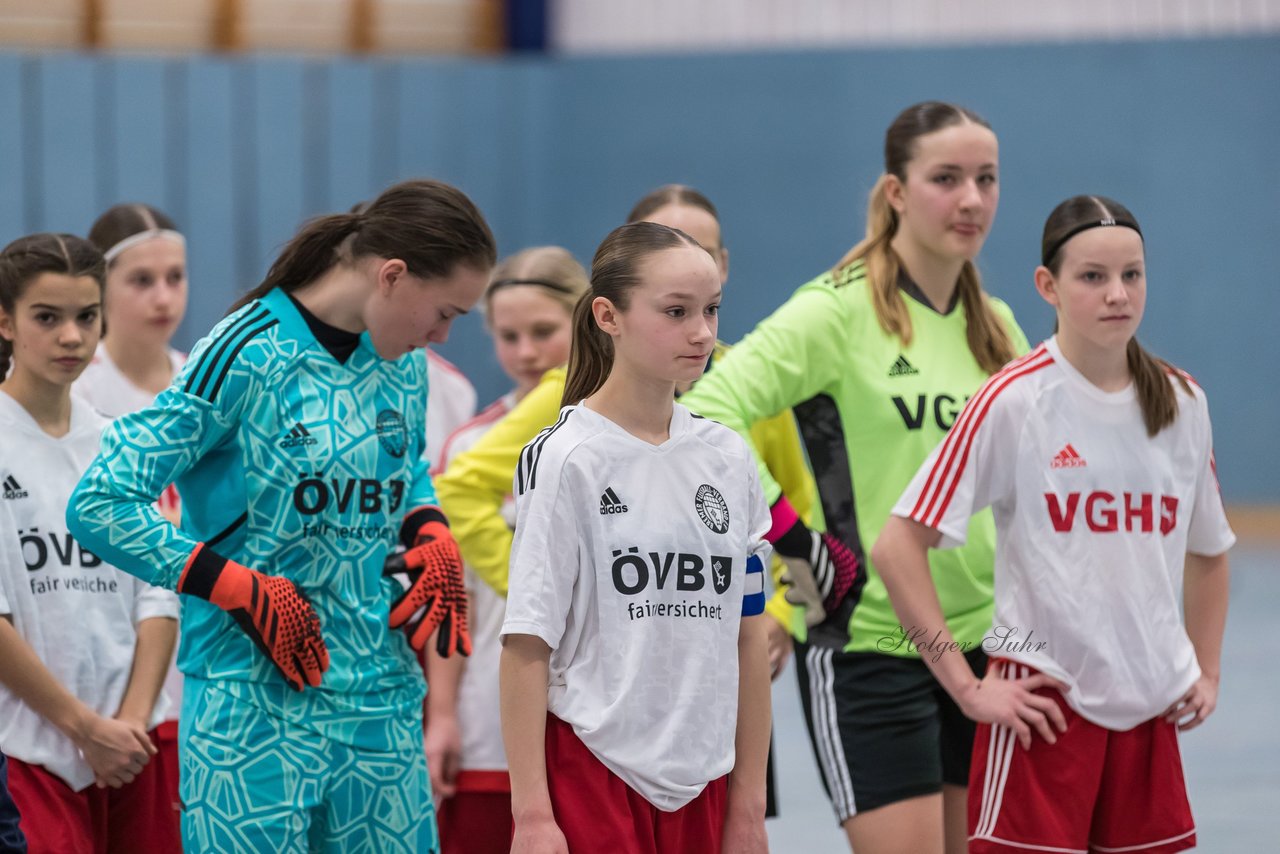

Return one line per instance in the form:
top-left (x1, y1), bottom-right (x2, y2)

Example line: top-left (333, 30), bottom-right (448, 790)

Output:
top-left (682, 262), bottom-right (1029, 654)
top-left (68, 288), bottom-right (435, 750)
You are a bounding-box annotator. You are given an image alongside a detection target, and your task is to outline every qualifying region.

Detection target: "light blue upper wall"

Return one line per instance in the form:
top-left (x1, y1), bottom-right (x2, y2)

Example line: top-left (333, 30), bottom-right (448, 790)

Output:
top-left (1, 36), bottom-right (1275, 499)
top-left (540, 37), bottom-right (1280, 502)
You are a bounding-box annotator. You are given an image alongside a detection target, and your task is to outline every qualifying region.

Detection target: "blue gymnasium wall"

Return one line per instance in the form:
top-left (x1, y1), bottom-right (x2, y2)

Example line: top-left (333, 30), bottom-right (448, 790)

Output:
top-left (1, 36), bottom-right (1276, 500)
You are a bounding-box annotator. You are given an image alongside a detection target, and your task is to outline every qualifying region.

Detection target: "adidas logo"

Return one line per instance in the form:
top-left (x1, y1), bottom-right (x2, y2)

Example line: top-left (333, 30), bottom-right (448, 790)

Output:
top-left (278, 423), bottom-right (318, 449)
top-left (2, 475), bottom-right (27, 499)
top-left (1050, 443), bottom-right (1087, 469)
top-left (888, 355), bottom-right (919, 377)
top-left (599, 487), bottom-right (628, 515)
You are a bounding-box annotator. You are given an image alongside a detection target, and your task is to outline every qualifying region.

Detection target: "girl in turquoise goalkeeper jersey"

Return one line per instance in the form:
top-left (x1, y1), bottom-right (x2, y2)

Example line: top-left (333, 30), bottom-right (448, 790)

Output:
top-left (682, 102), bottom-right (1029, 854)
top-left (68, 179), bottom-right (495, 853)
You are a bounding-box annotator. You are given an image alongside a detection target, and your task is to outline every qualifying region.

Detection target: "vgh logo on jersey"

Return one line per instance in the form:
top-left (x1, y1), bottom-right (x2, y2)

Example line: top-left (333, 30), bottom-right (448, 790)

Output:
top-left (377, 409), bottom-right (408, 458)
top-left (893, 393), bottom-right (970, 431)
top-left (695, 484), bottom-right (729, 534)
top-left (1044, 491), bottom-right (1178, 535)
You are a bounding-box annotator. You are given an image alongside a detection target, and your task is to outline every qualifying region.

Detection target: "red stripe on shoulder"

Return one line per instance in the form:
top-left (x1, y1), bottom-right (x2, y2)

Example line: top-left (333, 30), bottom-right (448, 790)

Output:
top-left (925, 352), bottom-right (1055, 527)
top-left (907, 344), bottom-right (1049, 521)
top-left (426, 349), bottom-right (471, 382)
top-left (453, 396), bottom-right (512, 437)
top-left (434, 396), bottom-right (514, 472)
top-left (1164, 365), bottom-right (1200, 390)
top-left (909, 345), bottom-right (1054, 526)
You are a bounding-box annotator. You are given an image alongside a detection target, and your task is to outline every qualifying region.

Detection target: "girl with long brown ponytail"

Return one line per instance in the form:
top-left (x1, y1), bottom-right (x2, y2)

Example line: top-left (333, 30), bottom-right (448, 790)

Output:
top-left (424, 246), bottom-right (588, 854)
top-left (682, 101), bottom-right (1029, 853)
top-left (874, 195), bottom-right (1232, 854)
top-left (501, 222), bottom-right (772, 853)
top-left (68, 179), bottom-right (496, 852)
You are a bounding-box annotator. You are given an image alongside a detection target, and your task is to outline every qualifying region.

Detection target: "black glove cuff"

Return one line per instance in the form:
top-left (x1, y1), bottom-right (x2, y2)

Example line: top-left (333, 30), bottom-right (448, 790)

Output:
top-left (177, 543), bottom-right (230, 601)
top-left (399, 505), bottom-right (449, 547)
top-left (772, 517), bottom-right (812, 560)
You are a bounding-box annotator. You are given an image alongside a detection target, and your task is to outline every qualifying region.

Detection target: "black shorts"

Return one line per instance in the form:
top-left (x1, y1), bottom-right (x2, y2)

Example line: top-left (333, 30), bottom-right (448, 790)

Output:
top-left (793, 641), bottom-right (986, 822)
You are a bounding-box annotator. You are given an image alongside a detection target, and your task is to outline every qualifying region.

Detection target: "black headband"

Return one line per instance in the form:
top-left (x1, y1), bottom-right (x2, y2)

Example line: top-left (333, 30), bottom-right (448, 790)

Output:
top-left (1042, 218), bottom-right (1143, 267)
top-left (488, 277), bottom-right (577, 295)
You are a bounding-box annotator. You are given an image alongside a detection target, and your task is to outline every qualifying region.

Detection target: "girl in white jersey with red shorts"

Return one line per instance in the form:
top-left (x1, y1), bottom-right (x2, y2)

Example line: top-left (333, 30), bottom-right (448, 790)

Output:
top-left (501, 222), bottom-right (773, 853)
top-left (0, 233), bottom-right (180, 853)
top-left (873, 195), bottom-right (1233, 854)
top-left (75, 202), bottom-right (190, 834)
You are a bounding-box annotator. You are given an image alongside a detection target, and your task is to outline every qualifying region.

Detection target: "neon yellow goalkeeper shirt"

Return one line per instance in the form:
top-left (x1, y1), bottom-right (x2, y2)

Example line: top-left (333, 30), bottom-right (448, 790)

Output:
top-left (681, 261), bottom-right (1029, 654)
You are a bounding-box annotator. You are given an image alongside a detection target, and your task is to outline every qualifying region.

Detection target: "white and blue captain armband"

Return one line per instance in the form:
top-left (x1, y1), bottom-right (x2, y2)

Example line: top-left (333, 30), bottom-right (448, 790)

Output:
top-left (742, 554), bottom-right (766, 617)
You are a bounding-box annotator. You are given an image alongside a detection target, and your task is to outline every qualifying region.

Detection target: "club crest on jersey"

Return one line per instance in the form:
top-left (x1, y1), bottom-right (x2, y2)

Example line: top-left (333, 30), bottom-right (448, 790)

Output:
top-left (377, 409), bottom-right (408, 458)
top-left (695, 484), bottom-right (729, 534)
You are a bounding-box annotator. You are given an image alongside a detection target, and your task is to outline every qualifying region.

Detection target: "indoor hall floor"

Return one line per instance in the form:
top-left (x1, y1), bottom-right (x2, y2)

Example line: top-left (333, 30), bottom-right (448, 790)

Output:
top-left (766, 543), bottom-right (1279, 853)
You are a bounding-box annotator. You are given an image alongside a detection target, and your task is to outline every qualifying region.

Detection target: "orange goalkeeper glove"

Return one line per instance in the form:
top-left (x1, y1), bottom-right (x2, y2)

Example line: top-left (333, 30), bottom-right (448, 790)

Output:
top-left (385, 507), bottom-right (471, 657)
top-left (178, 544), bottom-right (329, 691)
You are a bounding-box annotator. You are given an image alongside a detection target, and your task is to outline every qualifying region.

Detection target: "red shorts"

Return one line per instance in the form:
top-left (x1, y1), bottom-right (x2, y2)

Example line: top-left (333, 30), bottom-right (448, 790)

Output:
top-left (438, 774), bottom-right (512, 854)
top-left (544, 714), bottom-right (727, 854)
top-left (154, 721), bottom-right (182, 832)
top-left (7, 731), bottom-right (181, 854)
top-left (969, 661), bottom-right (1195, 854)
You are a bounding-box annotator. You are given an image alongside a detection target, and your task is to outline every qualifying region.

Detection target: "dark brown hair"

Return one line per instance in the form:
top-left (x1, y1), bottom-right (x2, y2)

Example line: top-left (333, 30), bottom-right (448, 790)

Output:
top-left (1041, 194), bottom-right (1190, 436)
top-left (229, 179), bottom-right (496, 313)
top-left (561, 222), bottom-right (702, 407)
top-left (0, 234), bottom-right (105, 378)
top-left (835, 101), bottom-right (1017, 374)
top-left (626, 184), bottom-right (721, 245)
top-left (88, 203), bottom-right (180, 262)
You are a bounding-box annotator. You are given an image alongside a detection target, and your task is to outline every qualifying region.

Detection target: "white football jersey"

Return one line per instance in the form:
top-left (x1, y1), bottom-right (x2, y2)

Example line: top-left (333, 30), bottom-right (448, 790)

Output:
top-left (72, 345), bottom-right (186, 718)
top-left (74, 346), bottom-right (186, 418)
top-left (503, 402), bottom-right (771, 811)
top-left (894, 337), bottom-right (1235, 730)
top-left (438, 392), bottom-right (517, 776)
top-left (0, 393), bottom-right (178, 790)
top-left (426, 349), bottom-right (477, 467)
